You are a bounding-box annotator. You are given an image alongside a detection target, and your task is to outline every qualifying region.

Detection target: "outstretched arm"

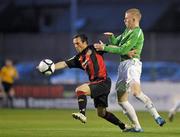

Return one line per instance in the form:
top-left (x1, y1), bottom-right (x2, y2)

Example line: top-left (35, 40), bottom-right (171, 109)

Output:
top-left (94, 43), bottom-right (137, 58)
top-left (94, 30), bottom-right (139, 55)
top-left (104, 32), bottom-right (122, 45)
top-left (55, 61), bottom-right (68, 70)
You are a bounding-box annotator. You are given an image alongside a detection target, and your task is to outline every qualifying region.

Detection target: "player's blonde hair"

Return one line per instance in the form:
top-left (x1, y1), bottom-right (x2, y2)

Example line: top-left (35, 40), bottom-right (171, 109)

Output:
top-left (126, 8), bottom-right (142, 21)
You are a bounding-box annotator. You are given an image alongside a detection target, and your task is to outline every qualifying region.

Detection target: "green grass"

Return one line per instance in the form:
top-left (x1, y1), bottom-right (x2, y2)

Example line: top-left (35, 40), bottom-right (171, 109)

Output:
top-left (0, 109), bottom-right (179, 137)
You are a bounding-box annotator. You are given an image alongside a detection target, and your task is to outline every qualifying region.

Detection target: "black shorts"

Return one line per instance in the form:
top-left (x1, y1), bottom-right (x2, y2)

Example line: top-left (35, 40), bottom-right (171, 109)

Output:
top-left (2, 82), bottom-right (13, 93)
top-left (88, 77), bottom-right (111, 108)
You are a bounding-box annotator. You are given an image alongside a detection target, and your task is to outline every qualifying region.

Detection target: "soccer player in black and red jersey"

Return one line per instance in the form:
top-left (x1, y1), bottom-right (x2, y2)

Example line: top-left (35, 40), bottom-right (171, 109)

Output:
top-left (54, 34), bottom-right (128, 131)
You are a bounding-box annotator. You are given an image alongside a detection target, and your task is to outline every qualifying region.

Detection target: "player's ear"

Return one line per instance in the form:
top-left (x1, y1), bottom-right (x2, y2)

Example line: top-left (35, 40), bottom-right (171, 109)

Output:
top-left (133, 18), bottom-right (135, 22)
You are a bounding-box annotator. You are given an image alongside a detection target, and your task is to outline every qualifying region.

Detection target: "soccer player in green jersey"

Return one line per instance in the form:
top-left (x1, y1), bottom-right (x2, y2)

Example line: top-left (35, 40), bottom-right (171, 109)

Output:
top-left (94, 8), bottom-right (166, 132)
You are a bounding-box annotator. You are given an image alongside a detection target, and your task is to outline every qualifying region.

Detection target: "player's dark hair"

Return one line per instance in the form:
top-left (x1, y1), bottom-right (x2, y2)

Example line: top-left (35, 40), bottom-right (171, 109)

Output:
top-left (73, 34), bottom-right (88, 44)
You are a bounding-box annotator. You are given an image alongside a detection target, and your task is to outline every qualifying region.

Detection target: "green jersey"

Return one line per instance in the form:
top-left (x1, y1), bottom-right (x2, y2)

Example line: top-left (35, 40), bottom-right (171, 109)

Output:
top-left (104, 27), bottom-right (144, 61)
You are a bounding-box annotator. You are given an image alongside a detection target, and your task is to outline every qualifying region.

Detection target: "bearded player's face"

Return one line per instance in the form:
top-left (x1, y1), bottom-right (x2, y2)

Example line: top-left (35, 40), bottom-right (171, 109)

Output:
top-left (73, 37), bottom-right (86, 53)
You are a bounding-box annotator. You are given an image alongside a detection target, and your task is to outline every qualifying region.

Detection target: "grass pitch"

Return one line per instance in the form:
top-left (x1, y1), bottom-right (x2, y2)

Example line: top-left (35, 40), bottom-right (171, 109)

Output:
top-left (0, 109), bottom-right (179, 137)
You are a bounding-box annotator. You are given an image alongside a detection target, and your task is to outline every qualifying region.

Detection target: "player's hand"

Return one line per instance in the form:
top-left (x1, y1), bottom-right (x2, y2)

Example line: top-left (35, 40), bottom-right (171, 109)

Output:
top-left (94, 42), bottom-right (104, 51)
top-left (128, 49), bottom-right (137, 58)
top-left (104, 32), bottom-right (114, 36)
top-left (99, 40), bottom-right (104, 44)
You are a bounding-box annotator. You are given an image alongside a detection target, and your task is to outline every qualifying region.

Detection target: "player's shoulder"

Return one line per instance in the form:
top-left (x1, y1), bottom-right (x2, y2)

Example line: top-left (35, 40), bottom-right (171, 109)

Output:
top-left (88, 44), bottom-right (94, 49)
top-left (132, 27), bottom-right (144, 36)
top-left (134, 27), bottom-right (143, 32)
top-left (88, 44), bottom-right (104, 55)
top-left (86, 44), bottom-right (96, 52)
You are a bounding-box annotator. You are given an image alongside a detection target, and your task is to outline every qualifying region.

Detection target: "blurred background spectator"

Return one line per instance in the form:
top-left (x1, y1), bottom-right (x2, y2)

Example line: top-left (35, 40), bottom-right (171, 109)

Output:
top-left (0, 59), bottom-right (18, 108)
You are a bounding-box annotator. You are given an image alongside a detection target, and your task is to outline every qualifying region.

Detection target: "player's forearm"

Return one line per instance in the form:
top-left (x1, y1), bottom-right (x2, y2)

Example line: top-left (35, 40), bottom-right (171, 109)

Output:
top-left (104, 44), bottom-right (136, 55)
top-left (105, 36), bottom-right (138, 55)
top-left (104, 45), bottom-right (125, 55)
top-left (55, 61), bottom-right (67, 70)
top-left (109, 35), bottom-right (121, 45)
top-left (109, 35), bottom-right (117, 45)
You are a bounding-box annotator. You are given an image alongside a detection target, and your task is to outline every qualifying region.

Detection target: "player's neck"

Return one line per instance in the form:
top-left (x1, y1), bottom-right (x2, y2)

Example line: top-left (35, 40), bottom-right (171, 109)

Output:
top-left (80, 44), bottom-right (88, 53)
top-left (130, 24), bottom-right (139, 30)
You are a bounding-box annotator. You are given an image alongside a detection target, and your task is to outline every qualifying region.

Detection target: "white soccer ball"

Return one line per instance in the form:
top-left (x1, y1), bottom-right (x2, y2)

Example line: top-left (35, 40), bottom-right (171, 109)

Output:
top-left (38, 59), bottom-right (55, 75)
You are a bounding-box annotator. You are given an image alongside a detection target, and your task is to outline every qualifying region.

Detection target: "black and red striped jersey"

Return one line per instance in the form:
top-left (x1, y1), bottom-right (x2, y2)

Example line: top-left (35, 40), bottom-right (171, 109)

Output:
top-left (65, 45), bottom-right (107, 82)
